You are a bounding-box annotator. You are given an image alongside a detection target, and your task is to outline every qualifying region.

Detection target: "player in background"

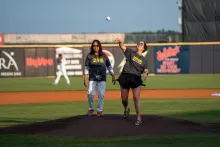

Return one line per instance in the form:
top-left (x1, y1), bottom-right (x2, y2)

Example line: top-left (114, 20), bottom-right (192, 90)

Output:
top-left (53, 54), bottom-right (71, 85)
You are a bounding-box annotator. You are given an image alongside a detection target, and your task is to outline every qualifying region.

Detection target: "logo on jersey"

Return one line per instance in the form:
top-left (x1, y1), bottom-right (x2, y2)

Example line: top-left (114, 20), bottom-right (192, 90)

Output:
top-left (132, 56), bottom-right (143, 64)
top-left (92, 57), bottom-right (104, 63)
top-left (118, 49), bottom-right (148, 73)
top-left (103, 50), bottom-right (115, 73)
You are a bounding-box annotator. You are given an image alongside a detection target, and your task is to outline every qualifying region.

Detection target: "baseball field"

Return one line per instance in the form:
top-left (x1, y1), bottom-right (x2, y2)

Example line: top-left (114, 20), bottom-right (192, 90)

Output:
top-left (0, 74), bottom-right (220, 147)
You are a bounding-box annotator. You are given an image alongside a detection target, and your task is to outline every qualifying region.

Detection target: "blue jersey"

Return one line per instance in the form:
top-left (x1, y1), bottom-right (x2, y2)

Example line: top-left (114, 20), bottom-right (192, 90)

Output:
top-left (85, 52), bottom-right (111, 81)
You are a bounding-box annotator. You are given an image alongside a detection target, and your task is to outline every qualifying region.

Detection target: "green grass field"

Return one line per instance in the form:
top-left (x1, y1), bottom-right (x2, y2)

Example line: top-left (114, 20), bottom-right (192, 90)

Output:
top-left (1, 99), bottom-right (220, 126)
top-left (1, 134), bottom-right (220, 147)
top-left (0, 99), bottom-right (220, 147)
top-left (1, 74), bottom-right (220, 146)
top-left (0, 74), bottom-right (220, 92)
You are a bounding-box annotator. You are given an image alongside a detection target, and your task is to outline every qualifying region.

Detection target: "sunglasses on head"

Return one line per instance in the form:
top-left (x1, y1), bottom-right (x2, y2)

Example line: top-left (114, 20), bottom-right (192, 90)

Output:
top-left (93, 45), bottom-right (99, 47)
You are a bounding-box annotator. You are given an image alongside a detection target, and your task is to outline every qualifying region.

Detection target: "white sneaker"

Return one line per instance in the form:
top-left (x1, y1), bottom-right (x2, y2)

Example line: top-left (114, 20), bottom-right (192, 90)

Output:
top-left (67, 83), bottom-right (71, 85)
top-left (53, 82), bottom-right (57, 85)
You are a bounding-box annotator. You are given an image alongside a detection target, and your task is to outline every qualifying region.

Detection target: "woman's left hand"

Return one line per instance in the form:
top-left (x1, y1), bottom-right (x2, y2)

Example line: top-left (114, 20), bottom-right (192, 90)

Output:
top-left (112, 75), bottom-right (116, 85)
top-left (143, 69), bottom-right (149, 81)
top-left (143, 73), bottom-right (148, 81)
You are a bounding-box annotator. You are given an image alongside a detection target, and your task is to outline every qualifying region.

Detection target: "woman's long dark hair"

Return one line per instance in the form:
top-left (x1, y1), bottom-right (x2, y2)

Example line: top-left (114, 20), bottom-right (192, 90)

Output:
top-left (90, 39), bottom-right (103, 56)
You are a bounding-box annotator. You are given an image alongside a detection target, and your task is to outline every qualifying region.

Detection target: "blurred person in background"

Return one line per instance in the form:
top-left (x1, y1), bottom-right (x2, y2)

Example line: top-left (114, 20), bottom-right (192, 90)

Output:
top-left (53, 54), bottom-right (71, 85)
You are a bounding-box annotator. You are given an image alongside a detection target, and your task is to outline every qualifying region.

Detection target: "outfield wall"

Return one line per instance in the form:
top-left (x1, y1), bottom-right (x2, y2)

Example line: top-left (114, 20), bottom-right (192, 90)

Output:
top-left (0, 42), bottom-right (220, 77)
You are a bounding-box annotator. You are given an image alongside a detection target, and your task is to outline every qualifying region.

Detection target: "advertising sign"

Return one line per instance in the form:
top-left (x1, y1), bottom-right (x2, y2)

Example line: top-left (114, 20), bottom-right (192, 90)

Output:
top-left (55, 47), bottom-right (83, 76)
top-left (0, 48), bottom-right (24, 77)
top-left (102, 50), bottom-right (115, 71)
top-left (24, 48), bottom-right (55, 77)
top-left (154, 45), bottom-right (190, 74)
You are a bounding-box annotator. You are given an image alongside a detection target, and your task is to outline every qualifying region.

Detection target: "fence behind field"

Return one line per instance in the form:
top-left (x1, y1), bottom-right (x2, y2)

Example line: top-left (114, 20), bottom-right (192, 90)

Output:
top-left (0, 42), bottom-right (220, 78)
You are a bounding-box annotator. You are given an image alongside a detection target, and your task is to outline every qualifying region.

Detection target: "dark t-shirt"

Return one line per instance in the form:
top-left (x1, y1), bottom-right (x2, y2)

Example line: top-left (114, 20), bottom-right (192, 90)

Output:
top-left (121, 48), bottom-right (148, 76)
top-left (85, 52), bottom-right (111, 81)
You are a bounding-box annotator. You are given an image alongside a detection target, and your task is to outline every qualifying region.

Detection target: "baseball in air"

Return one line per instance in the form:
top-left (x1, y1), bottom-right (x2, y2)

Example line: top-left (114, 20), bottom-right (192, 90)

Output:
top-left (106, 16), bottom-right (111, 21)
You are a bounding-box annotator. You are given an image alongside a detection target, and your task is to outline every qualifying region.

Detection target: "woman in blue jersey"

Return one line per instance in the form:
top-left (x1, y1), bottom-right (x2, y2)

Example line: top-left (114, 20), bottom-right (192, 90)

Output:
top-left (84, 39), bottom-right (116, 117)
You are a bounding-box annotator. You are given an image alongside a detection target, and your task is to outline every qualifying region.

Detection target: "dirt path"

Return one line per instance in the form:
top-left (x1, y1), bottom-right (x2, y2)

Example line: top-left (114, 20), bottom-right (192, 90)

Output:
top-left (1, 114), bottom-right (220, 137)
top-left (0, 89), bottom-right (220, 105)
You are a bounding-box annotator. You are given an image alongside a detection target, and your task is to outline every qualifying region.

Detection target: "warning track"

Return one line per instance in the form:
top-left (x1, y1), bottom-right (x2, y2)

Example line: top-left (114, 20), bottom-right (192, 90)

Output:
top-left (0, 89), bottom-right (220, 105)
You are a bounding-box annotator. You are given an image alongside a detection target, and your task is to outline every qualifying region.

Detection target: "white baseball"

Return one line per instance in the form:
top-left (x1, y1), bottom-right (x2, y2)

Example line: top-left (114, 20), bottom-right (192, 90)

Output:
top-left (106, 16), bottom-right (111, 21)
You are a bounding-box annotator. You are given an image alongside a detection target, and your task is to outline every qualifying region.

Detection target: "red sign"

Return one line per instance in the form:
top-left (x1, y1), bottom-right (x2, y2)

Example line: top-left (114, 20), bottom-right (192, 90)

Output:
top-left (0, 34), bottom-right (4, 45)
top-left (26, 58), bottom-right (53, 68)
top-left (157, 45), bottom-right (180, 61)
top-left (156, 46), bottom-right (181, 73)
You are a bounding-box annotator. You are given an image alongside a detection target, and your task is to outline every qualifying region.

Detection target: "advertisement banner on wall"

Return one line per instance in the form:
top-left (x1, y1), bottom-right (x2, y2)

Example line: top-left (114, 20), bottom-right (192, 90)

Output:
top-left (24, 48), bottom-right (55, 77)
top-left (0, 34), bottom-right (4, 45)
top-left (101, 47), bottom-right (116, 74)
top-left (103, 49), bottom-right (115, 73)
top-left (55, 47), bottom-right (83, 76)
top-left (154, 45), bottom-right (190, 74)
top-left (0, 48), bottom-right (25, 77)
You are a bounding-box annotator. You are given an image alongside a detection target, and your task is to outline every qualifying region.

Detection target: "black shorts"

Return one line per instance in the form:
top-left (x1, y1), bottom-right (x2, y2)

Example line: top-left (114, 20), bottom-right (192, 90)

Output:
top-left (117, 73), bottom-right (143, 89)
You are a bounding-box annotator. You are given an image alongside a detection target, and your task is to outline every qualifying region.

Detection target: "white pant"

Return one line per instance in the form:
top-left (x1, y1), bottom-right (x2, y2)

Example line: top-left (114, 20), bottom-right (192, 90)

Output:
top-left (87, 81), bottom-right (106, 112)
top-left (54, 68), bottom-right (70, 84)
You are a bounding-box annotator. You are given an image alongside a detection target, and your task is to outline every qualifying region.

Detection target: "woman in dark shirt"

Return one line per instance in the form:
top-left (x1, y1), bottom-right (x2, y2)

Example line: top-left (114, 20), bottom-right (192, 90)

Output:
top-left (84, 39), bottom-right (116, 117)
top-left (115, 38), bottom-right (148, 126)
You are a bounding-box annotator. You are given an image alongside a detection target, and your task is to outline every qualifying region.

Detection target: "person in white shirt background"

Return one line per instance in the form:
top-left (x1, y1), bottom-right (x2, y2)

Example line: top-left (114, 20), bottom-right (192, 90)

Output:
top-left (53, 54), bottom-right (71, 85)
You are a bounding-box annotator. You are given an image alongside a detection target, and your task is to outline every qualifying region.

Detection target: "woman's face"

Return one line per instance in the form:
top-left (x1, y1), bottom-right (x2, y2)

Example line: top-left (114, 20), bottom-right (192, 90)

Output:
top-left (136, 41), bottom-right (145, 52)
top-left (93, 41), bottom-right (99, 53)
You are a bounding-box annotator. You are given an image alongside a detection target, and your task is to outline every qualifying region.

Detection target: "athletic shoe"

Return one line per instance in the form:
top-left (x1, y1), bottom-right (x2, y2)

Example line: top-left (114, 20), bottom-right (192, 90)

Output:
top-left (134, 120), bottom-right (142, 126)
top-left (97, 111), bottom-right (104, 117)
top-left (87, 109), bottom-right (94, 116)
top-left (67, 83), bottom-right (71, 85)
top-left (123, 108), bottom-right (130, 118)
top-left (52, 82), bottom-right (57, 85)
